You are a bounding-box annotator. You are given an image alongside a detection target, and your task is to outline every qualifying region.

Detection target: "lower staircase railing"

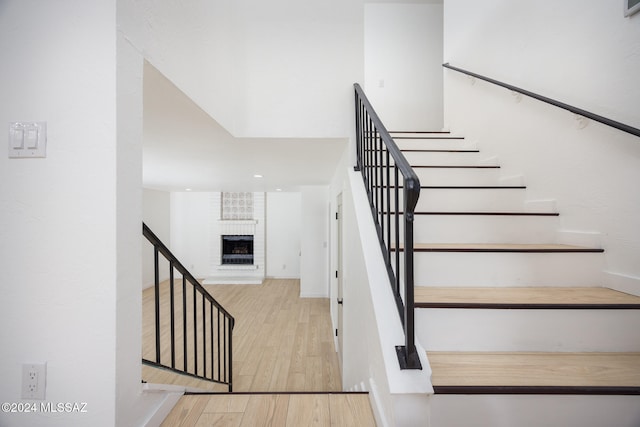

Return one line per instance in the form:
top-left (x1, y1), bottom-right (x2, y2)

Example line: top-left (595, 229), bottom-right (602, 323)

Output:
top-left (354, 83), bottom-right (422, 369)
top-left (142, 223), bottom-right (235, 391)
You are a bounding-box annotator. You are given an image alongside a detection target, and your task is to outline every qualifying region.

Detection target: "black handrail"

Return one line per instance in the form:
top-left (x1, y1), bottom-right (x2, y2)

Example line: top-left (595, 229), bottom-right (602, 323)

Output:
top-left (354, 83), bottom-right (422, 370)
top-left (443, 63), bottom-right (640, 138)
top-left (142, 223), bottom-right (234, 391)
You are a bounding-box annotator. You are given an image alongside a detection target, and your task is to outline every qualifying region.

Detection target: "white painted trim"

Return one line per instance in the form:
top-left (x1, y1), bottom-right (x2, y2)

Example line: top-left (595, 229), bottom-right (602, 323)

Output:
top-left (604, 270), bottom-right (640, 296)
top-left (216, 265), bottom-right (259, 270)
top-left (138, 385), bottom-right (185, 427)
top-left (299, 292), bottom-right (329, 298)
top-left (368, 377), bottom-right (392, 427)
top-left (203, 277), bottom-right (263, 285)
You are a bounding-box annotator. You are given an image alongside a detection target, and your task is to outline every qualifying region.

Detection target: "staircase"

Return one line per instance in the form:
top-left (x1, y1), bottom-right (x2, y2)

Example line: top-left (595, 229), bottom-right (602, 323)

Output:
top-left (389, 131), bottom-right (640, 426)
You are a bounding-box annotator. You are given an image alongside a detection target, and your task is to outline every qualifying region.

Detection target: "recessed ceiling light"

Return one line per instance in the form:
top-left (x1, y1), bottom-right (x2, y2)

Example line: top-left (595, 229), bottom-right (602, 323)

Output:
top-left (185, 188), bottom-right (192, 191)
top-left (253, 174), bottom-right (263, 178)
top-left (276, 188), bottom-right (282, 192)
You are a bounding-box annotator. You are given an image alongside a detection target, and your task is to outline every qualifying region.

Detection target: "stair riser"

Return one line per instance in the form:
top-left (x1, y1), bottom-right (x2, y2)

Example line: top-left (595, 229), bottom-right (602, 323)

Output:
top-left (415, 168), bottom-right (503, 186)
top-left (400, 151), bottom-right (493, 166)
top-left (406, 252), bottom-right (604, 286)
top-left (415, 189), bottom-right (527, 211)
top-left (416, 309), bottom-right (640, 352)
top-left (431, 395), bottom-right (640, 427)
top-left (393, 139), bottom-right (475, 151)
top-left (386, 215), bottom-right (559, 244)
top-left (372, 168), bottom-right (505, 187)
top-left (415, 216), bottom-right (558, 244)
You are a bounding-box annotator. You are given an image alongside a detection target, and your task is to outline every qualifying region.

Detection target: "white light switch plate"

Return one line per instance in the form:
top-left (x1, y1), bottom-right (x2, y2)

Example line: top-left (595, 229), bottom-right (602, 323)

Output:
top-left (9, 122), bottom-right (46, 158)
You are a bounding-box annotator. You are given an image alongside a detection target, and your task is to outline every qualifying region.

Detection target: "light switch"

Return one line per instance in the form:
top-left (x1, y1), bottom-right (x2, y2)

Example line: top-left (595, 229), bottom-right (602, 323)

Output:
top-left (25, 126), bottom-right (39, 149)
top-left (9, 122), bottom-right (46, 158)
top-left (10, 126), bottom-right (24, 149)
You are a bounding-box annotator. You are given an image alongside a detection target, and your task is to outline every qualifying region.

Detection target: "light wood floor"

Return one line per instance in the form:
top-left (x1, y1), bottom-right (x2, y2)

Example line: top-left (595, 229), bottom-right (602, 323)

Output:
top-left (428, 352), bottom-right (640, 387)
top-left (161, 393), bottom-right (376, 427)
top-left (142, 278), bottom-right (342, 393)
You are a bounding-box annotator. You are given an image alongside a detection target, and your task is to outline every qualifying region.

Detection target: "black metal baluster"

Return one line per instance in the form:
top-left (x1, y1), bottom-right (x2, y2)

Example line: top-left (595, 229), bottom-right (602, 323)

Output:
top-left (378, 130), bottom-right (384, 243)
top-left (217, 310), bottom-right (221, 381)
top-left (182, 276), bottom-right (187, 372)
top-left (210, 304), bottom-right (214, 382)
top-left (228, 317), bottom-right (234, 392)
top-left (154, 248), bottom-right (160, 364)
top-left (394, 166), bottom-right (401, 296)
top-left (386, 150), bottom-right (392, 263)
top-left (202, 293), bottom-right (206, 379)
top-left (170, 264), bottom-right (175, 369)
top-left (193, 282), bottom-right (197, 375)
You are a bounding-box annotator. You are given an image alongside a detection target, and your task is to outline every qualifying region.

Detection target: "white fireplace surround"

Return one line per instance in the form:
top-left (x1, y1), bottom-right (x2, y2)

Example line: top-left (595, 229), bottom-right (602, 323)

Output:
top-left (204, 192), bottom-right (265, 285)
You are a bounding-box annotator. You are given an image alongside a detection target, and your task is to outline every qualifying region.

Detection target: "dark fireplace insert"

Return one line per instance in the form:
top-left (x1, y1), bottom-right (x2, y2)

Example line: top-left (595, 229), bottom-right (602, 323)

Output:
top-left (221, 235), bottom-right (254, 265)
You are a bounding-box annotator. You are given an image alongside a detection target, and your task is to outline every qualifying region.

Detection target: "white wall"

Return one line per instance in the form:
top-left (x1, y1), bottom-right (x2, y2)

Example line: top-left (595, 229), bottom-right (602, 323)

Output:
top-left (0, 1), bottom-right (123, 425)
top-left (266, 192), bottom-right (302, 278)
top-left (443, 0), bottom-right (640, 294)
top-left (120, 0), bottom-right (364, 138)
top-left (444, 0), bottom-right (640, 129)
top-left (170, 192), bottom-right (212, 277)
top-left (300, 186), bottom-right (331, 297)
top-left (142, 189), bottom-right (171, 288)
top-left (365, 2), bottom-right (444, 131)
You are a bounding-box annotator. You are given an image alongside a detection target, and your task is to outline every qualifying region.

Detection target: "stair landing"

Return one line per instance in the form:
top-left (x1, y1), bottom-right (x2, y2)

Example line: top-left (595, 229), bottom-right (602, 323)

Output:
top-left (161, 392), bottom-right (376, 427)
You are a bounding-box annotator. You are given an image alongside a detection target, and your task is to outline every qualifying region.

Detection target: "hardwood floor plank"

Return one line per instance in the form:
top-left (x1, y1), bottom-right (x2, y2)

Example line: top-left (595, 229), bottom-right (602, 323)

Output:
top-left (195, 413), bottom-right (242, 427)
top-left (285, 394), bottom-right (330, 427)
top-left (329, 394), bottom-right (376, 427)
top-left (203, 394), bottom-right (250, 413)
top-left (239, 395), bottom-right (289, 427)
top-left (160, 395), bottom-right (209, 427)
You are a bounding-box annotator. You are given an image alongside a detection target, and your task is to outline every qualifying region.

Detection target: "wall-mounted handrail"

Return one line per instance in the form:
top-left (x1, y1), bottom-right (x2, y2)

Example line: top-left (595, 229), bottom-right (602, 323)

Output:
top-left (354, 83), bottom-right (422, 370)
top-left (443, 63), bottom-right (640, 138)
top-left (142, 222), bottom-right (234, 391)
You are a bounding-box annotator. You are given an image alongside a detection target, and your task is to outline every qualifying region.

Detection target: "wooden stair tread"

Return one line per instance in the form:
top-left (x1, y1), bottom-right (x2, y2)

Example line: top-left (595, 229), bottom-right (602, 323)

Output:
top-left (411, 165), bottom-right (499, 168)
top-left (428, 352), bottom-right (640, 389)
top-left (396, 243), bottom-right (604, 253)
top-left (376, 185), bottom-right (526, 189)
top-left (415, 287), bottom-right (640, 308)
top-left (387, 211), bottom-right (558, 216)
top-left (399, 149), bottom-right (480, 152)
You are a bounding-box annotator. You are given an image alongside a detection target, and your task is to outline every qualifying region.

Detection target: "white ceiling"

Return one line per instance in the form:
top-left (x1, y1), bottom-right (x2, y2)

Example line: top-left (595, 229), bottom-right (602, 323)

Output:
top-left (143, 63), bottom-right (348, 193)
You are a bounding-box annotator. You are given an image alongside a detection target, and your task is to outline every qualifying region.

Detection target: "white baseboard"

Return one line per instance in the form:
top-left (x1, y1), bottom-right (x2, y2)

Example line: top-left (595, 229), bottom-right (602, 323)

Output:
top-left (202, 277), bottom-right (263, 285)
top-left (139, 385), bottom-right (185, 427)
top-left (604, 271), bottom-right (640, 296)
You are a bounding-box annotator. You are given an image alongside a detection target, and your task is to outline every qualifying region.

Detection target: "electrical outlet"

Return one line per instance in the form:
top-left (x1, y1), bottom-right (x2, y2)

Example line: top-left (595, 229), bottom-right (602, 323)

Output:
top-left (21, 363), bottom-right (46, 400)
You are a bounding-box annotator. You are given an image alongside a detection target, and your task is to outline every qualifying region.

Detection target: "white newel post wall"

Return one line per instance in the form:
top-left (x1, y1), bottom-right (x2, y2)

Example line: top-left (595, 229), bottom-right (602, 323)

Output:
top-left (204, 192), bottom-right (266, 285)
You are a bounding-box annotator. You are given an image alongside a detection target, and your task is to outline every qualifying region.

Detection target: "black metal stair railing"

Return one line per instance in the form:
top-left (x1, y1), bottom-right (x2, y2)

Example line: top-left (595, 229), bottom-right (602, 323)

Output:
top-left (142, 223), bottom-right (235, 391)
top-left (443, 63), bottom-right (640, 138)
top-left (354, 83), bottom-right (422, 370)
